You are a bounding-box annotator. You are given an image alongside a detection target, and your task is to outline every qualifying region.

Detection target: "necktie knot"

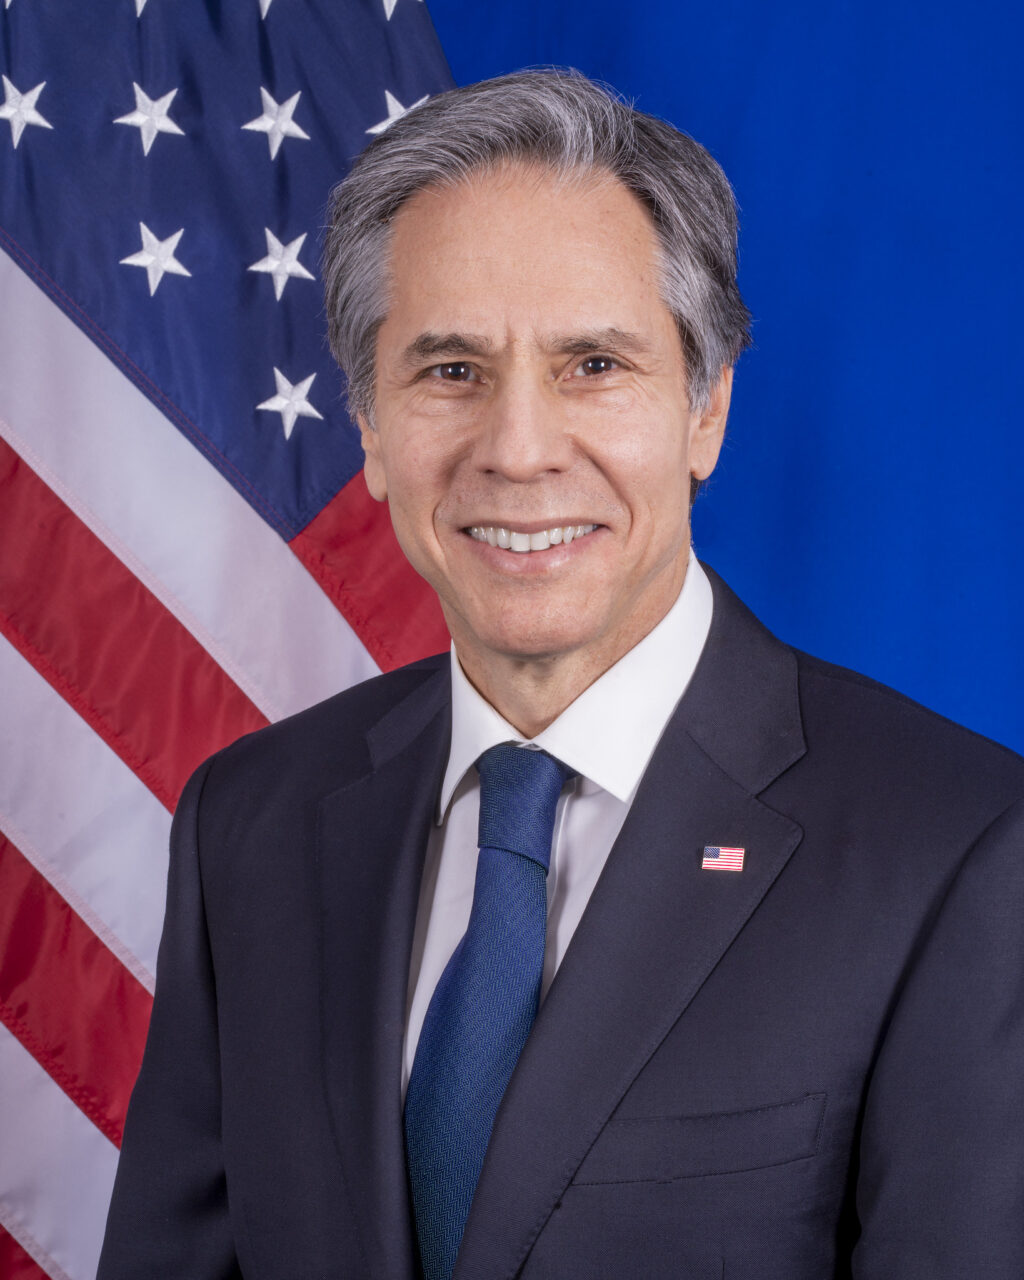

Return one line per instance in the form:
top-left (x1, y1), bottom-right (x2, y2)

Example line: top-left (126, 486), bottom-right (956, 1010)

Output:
top-left (476, 743), bottom-right (575, 870)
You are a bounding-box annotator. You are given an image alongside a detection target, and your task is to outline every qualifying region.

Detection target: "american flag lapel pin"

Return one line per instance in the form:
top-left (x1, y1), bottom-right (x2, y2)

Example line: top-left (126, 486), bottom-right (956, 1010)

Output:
top-left (702, 845), bottom-right (745, 872)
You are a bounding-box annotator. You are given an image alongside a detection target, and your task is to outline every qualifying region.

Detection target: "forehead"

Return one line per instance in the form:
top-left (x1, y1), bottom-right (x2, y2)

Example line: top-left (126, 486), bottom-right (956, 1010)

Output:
top-left (380, 163), bottom-right (669, 338)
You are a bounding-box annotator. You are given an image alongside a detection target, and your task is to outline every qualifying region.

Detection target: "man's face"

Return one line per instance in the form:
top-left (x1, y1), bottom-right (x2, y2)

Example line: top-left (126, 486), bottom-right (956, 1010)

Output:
top-left (362, 164), bottom-right (730, 688)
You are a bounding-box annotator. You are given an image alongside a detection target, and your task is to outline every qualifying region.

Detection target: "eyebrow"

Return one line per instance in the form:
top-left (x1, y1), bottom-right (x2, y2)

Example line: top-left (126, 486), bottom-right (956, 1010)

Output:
top-left (545, 327), bottom-right (654, 358)
top-left (398, 332), bottom-right (495, 369)
top-left (398, 326), bottom-right (653, 369)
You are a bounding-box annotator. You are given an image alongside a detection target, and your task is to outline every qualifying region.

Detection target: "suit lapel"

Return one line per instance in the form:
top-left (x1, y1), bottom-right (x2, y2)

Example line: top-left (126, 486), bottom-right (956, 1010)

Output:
top-left (454, 569), bottom-right (808, 1280)
top-left (317, 663), bottom-right (450, 1279)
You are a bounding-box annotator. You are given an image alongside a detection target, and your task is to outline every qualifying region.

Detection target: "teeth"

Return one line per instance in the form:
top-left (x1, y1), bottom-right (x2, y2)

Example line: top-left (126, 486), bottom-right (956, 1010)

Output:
top-left (467, 524), bottom-right (597, 551)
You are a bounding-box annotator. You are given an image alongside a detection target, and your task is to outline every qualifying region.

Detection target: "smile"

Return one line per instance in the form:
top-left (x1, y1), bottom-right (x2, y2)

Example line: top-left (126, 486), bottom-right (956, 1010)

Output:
top-left (466, 524), bottom-right (599, 552)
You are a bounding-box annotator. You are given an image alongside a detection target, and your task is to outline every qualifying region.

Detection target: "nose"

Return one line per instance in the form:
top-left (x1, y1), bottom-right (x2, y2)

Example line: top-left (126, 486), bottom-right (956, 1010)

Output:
top-left (472, 374), bottom-right (575, 482)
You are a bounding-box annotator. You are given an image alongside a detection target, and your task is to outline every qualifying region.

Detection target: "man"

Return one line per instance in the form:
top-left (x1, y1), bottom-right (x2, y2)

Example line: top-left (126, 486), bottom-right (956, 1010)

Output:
top-left (99, 71), bottom-right (1024, 1278)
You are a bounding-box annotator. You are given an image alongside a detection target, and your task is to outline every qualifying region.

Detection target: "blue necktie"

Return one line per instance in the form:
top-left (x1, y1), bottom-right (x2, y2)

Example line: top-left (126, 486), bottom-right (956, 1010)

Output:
top-left (405, 743), bottom-right (573, 1280)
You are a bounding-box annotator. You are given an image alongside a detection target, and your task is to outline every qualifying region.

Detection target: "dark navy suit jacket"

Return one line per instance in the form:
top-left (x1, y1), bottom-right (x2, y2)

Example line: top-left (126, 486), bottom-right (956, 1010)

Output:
top-left (99, 567), bottom-right (1024, 1278)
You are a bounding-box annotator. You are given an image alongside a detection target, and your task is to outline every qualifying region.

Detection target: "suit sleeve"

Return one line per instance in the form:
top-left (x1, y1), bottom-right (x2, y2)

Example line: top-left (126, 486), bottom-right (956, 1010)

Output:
top-left (97, 758), bottom-right (242, 1279)
top-left (853, 797), bottom-right (1024, 1278)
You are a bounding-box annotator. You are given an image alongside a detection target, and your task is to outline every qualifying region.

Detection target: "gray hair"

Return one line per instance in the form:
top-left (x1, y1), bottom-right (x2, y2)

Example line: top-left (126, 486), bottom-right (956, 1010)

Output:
top-left (324, 69), bottom-right (751, 420)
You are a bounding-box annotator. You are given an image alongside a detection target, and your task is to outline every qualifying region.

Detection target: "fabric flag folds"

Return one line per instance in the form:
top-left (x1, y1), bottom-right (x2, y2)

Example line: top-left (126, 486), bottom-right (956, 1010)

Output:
top-left (0, 3), bottom-right (452, 1276)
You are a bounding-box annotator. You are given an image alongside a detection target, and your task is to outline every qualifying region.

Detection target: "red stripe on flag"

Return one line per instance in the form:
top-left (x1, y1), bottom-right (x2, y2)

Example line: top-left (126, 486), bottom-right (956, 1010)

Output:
top-left (290, 469), bottom-right (449, 673)
top-left (0, 1226), bottom-right (50, 1280)
top-left (0, 437), bottom-right (268, 811)
top-left (0, 831), bottom-right (152, 1147)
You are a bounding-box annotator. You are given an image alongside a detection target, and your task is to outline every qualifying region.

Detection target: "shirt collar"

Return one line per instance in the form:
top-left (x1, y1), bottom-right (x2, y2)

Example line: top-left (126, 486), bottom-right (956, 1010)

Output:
top-left (438, 552), bottom-right (713, 819)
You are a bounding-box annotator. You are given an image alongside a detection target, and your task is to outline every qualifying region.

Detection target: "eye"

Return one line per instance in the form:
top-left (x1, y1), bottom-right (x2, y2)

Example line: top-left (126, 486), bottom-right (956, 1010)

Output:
top-left (428, 362), bottom-right (477, 382)
top-left (572, 355), bottom-right (619, 377)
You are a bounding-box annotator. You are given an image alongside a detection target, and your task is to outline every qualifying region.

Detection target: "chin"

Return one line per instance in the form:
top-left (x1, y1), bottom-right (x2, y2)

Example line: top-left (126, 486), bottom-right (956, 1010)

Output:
top-left (469, 615), bottom-right (610, 665)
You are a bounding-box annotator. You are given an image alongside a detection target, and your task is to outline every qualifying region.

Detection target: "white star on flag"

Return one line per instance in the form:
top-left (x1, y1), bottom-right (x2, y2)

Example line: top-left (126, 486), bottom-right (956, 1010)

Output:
top-left (114, 83), bottom-right (185, 156)
top-left (242, 88), bottom-right (310, 159)
top-left (366, 89), bottom-right (429, 135)
top-left (120, 223), bottom-right (192, 295)
top-left (383, 0), bottom-right (422, 17)
top-left (0, 76), bottom-right (53, 149)
top-left (257, 368), bottom-right (323, 440)
top-left (136, 0), bottom-right (149, 12)
top-left (260, 0), bottom-right (274, 15)
top-left (247, 229), bottom-right (315, 301)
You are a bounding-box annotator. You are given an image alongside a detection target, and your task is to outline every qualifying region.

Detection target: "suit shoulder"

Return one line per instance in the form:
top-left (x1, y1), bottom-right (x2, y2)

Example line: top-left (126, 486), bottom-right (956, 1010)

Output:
top-left (191, 652), bottom-right (449, 802)
top-left (792, 647), bottom-right (1024, 811)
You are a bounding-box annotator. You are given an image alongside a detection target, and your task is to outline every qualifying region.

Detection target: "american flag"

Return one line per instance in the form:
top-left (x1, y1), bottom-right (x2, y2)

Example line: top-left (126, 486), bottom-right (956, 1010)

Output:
top-left (702, 846), bottom-right (745, 872)
top-left (0, 3), bottom-right (451, 1276)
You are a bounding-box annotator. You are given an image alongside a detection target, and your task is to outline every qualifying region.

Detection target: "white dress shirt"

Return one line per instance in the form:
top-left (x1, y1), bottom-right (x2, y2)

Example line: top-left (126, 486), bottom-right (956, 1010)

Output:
top-left (402, 552), bottom-right (714, 1093)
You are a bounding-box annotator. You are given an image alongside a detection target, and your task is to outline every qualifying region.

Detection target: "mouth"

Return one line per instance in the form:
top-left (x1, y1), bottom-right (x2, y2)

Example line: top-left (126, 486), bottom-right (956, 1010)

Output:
top-left (465, 523), bottom-right (599, 553)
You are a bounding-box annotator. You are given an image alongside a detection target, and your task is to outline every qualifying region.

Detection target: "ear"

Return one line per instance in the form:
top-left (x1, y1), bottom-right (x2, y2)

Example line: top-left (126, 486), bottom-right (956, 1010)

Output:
top-left (688, 365), bottom-right (733, 482)
top-left (358, 414), bottom-right (388, 502)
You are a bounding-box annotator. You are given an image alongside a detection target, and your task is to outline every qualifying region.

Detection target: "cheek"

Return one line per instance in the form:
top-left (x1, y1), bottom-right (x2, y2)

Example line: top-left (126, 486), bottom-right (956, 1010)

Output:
top-left (377, 438), bottom-right (452, 541)
top-left (604, 422), bottom-right (691, 512)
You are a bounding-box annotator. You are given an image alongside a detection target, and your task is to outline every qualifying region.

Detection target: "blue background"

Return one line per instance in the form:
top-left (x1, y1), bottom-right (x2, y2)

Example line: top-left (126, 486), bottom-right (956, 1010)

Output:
top-left (426, 0), bottom-right (1024, 752)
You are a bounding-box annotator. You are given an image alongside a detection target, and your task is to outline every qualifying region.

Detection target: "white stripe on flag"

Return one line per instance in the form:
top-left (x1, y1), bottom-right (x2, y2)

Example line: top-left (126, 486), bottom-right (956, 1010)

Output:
top-left (0, 1025), bottom-right (119, 1280)
top-left (0, 637), bottom-right (170, 986)
top-left (0, 251), bottom-right (378, 725)
top-left (0, 1214), bottom-right (72, 1280)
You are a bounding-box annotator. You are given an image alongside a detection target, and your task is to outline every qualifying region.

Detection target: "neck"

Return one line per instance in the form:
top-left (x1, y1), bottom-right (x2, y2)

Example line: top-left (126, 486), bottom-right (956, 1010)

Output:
top-left (453, 587), bottom-right (686, 739)
top-left (455, 649), bottom-right (598, 739)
